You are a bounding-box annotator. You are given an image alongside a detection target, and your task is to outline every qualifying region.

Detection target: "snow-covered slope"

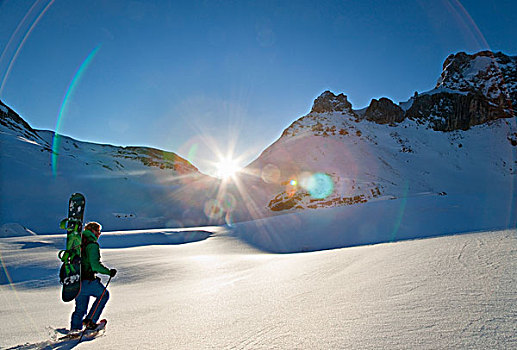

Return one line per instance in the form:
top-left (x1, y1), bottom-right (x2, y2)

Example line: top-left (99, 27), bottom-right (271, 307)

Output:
top-left (233, 51), bottom-right (516, 226)
top-left (235, 94), bottom-right (515, 220)
top-left (0, 100), bottom-right (222, 233)
top-left (0, 225), bottom-right (515, 349)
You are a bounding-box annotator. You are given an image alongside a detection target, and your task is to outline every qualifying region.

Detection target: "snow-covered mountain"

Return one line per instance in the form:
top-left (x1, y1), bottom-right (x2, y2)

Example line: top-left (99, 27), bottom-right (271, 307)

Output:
top-left (1, 50), bottom-right (516, 234)
top-left (0, 100), bottom-right (223, 233)
top-left (406, 50), bottom-right (516, 131)
top-left (233, 51), bottom-right (516, 223)
top-left (437, 51), bottom-right (516, 106)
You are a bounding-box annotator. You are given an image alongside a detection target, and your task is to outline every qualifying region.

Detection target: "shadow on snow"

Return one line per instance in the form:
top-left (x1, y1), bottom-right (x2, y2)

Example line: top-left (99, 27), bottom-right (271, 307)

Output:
top-left (6, 327), bottom-right (103, 350)
top-left (0, 230), bottom-right (213, 288)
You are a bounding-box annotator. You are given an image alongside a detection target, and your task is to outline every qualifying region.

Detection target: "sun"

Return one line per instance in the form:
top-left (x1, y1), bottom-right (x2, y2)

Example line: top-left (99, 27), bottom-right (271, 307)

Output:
top-left (215, 157), bottom-right (241, 179)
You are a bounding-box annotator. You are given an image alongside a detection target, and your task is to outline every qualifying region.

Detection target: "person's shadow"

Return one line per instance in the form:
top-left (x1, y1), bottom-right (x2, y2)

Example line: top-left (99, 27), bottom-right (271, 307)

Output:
top-left (6, 328), bottom-right (104, 349)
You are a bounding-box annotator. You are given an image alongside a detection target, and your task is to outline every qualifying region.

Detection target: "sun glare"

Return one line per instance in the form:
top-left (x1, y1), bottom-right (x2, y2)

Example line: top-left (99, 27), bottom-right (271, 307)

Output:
top-left (216, 157), bottom-right (240, 179)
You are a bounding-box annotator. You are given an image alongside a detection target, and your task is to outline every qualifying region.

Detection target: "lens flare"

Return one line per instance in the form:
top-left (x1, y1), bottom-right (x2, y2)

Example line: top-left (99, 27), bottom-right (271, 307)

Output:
top-left (0, 248), bottom-right (38, 330)
top-left (0, 0), bottom-right (56, 96)
top-left (220, 192), bottom-right (236, 211)
top-left (187, 143), bottom-right (199, 164)
top-left (224, 210), bottom-right (234, 227)
top-left (52, 45), bottom-right (101, 176)
top-left (301, 172), bottom-right (334, 199)
top-left (285, 176), bottom-right (298, 197)
top-left (204, 199), bottom-right (224, 220)
top-left (216, 157), bottom-right (240, 179)
top-left (0, 253), bottom-right (14, 286)
top-left (390, 181), bottom-right (409, 242)
top-left (261, 163), bottom-right (281, 184)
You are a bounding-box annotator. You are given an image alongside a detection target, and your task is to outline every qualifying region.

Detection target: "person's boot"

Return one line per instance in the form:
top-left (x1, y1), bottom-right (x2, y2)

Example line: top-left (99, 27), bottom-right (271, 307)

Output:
top-left (82, 318), bottom-right (98, 330)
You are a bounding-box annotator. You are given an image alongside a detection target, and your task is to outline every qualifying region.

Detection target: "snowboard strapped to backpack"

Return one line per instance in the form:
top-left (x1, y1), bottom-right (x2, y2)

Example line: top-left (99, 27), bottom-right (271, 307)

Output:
top-left (58, 193), bottom-right (86, 302)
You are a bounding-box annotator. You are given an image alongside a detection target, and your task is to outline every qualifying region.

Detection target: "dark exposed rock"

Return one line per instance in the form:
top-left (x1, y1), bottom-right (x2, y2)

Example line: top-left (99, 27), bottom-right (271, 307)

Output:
top-left (364, 98), bottom-right (405, 125)
top-left (437, 51), bottom-right (516, 113)
top-left (363, 51), bottom-right (516, 131)
top-left (508, 133), bottom-right (517, 146)
top-left (311, 90), bottom-right (354, 114)
top-left (405, 91), bottom-right (511, 131)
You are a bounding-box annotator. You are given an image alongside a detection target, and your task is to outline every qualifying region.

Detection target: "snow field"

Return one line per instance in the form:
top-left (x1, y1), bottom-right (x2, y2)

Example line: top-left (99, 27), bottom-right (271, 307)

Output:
top-left (0, 227), bottom-right (515, 349)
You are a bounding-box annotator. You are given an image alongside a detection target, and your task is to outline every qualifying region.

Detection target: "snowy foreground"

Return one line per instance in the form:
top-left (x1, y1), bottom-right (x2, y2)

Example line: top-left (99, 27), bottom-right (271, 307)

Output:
top-left (1, 223), bottom-right (516, 349)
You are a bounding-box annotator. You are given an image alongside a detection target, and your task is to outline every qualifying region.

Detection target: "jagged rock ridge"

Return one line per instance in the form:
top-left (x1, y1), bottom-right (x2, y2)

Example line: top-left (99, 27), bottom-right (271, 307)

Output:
top-left (364, 98), bottom-right (405, 125)
top-left (437, 51), bottom-right (516, 106)
top-left (310, 91), bottom-right (354, 114)
top-left (308, 51), bottom-right (515, 132)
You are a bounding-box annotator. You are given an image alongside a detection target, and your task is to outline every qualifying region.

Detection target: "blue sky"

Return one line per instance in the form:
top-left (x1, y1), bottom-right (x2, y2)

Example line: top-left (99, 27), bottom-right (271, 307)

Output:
top-left (0, 0), bottom-right (516, 175)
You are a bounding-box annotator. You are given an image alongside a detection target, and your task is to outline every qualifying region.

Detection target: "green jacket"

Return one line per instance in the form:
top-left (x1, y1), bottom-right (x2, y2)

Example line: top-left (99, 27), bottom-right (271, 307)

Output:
top-left (81, 229), bottom-right (111, 280)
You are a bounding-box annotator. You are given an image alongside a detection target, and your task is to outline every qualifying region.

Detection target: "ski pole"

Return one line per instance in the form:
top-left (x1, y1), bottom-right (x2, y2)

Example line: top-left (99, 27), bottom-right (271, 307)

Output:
top-left (79, 275), bottom-right (112, 341)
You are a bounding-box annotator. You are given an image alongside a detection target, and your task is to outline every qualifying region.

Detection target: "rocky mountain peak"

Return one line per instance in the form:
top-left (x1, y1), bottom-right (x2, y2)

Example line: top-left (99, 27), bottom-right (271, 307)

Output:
top-left (400, 50), bottom-right (516, 131)
top-left (282, 51), bottom-right (516, 134)
top-left (310, 90), bottom-right (353, 114)
top-left (436, 50), bottom-right (516, 107)
top-left (363, 98), bottom-right (404, 125)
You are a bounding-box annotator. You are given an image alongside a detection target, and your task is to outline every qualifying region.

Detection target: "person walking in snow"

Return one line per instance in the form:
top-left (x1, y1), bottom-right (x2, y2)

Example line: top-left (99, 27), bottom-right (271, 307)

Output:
top-left (70, 221), bottom-right (117, 331)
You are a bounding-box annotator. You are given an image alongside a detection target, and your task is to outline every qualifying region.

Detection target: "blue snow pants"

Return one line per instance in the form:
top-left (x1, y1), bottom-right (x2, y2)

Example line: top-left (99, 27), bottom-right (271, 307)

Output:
top-left (70, 278), bottom-right (110, 330)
